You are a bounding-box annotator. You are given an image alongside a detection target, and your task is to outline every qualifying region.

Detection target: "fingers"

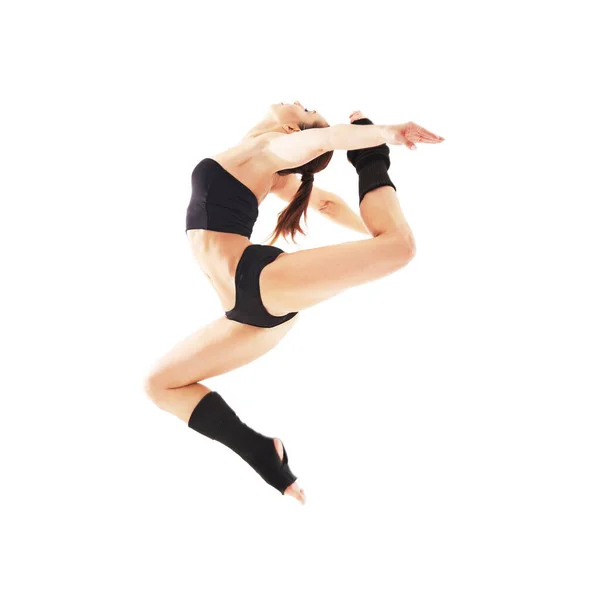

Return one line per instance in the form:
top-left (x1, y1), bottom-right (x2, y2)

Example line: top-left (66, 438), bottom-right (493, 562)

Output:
top-left (347, 116), bottom-right (445, 149)
top-left (349, 110), bottom-right (367, 123)
top-left (406, 122), bottom-right (445, 144)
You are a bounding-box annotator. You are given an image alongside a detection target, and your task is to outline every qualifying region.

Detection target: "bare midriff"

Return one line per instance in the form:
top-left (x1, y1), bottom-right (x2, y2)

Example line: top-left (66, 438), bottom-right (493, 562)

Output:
top-left (186, 229), bottom-right (253, 313)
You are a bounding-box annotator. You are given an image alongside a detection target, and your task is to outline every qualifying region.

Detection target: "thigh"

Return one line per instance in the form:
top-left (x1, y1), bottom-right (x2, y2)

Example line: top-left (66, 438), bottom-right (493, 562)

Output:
top-left (260, 234), bottom-right (409, 316)
top-left (145, 313), bottom-right (299, 389)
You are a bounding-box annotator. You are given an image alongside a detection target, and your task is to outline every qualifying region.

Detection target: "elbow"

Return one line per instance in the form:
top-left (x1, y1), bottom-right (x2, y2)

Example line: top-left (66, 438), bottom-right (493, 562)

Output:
top-left (313, 188), bottom-right (337, 213)
top-left (318, 198), bottom-right (335, 213)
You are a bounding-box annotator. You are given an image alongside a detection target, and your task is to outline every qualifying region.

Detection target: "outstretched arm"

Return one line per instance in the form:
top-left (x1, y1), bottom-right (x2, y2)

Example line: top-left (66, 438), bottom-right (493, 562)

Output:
top-left (263, 120), bottom-right (443, 171)
top-left (263, 124), bottom-right (393, 171)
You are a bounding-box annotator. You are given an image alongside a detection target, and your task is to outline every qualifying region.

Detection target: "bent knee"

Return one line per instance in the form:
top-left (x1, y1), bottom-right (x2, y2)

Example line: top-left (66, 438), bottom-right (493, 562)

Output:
top-left (388, 234), bottom-right (416, 268)
top-left (143, 372), bottom-right (168, 407)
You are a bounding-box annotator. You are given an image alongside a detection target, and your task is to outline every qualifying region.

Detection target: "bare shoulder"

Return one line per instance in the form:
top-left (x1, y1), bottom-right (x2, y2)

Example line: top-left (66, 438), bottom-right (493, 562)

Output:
top-left (207, 134), bottom-right (292, 200)
top-left (210, 135), bottom-right (265, 164)
top-left (256, 131), bottom-right (286, 144)
top-left (258, 128), bottom-right (331, 171)
top-left (211, 133), bottom-right (284, 164)
top-left (255, 134), bottom-right (300, 191)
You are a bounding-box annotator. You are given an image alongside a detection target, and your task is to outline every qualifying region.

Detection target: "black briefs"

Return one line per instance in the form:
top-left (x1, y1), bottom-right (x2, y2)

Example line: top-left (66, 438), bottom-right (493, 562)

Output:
top-left (225, 244), bottom-right (298, 328)
top-left (186, 158), bottom-right (259, 238)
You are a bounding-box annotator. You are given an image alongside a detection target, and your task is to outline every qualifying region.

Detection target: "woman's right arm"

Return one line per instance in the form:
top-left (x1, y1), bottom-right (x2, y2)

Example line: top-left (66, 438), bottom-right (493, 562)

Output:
top-left (263, 123), bottom-right (396, 171)
top-left (328, 123), bottom-right (395, 151)
top-left (263, 121), bottom-right (443, 171)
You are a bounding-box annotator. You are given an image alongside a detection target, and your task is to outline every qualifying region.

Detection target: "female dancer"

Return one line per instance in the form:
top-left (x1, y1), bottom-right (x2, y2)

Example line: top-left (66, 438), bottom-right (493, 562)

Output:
top-left (144, 101), bottom-right (444, 504)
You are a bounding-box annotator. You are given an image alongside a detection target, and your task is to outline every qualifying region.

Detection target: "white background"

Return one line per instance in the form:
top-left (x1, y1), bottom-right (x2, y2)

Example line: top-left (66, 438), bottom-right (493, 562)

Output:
top-left (2, 1), bottom-right (599, 598)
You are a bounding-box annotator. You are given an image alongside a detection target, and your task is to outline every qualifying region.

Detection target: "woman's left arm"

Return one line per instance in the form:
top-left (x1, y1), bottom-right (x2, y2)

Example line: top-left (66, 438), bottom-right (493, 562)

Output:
top-left (271, 174), bottom-right (369, 235)
top-left (317, 189), bottom-right (370, 235)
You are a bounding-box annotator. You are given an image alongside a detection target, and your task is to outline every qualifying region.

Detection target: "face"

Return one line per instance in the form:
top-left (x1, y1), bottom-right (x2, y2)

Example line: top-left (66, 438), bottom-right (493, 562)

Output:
top-left (269, 100), bottom-right (328, 129)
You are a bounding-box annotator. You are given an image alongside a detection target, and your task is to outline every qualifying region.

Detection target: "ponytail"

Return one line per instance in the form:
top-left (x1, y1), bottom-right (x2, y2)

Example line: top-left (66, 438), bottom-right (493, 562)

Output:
top-left (264, 124), bottom-right (333, 246)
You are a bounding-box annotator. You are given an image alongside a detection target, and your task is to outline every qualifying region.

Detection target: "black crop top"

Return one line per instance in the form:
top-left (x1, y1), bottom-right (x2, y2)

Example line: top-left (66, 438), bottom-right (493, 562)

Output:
top-left (186, 158), bottom-right (259, 238)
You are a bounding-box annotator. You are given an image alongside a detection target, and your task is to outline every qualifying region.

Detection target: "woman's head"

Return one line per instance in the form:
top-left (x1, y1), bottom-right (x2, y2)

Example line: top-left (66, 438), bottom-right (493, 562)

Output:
top-left (268, 101), bottom-right (329, 131)
top-left (265, 110), bottom-right (333, 246)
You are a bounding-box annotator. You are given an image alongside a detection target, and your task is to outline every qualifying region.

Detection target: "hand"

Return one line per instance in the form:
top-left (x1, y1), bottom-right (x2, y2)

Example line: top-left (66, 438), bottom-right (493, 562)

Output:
top-left (349, 110), bottom-right (368, 123)
top-left (385, 122), bottom-right (445, 150)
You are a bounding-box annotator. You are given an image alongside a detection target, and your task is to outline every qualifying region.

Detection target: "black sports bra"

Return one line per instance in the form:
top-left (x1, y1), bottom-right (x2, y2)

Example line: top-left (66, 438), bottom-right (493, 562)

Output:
top-left (186, 158), bottom-right (259, 238)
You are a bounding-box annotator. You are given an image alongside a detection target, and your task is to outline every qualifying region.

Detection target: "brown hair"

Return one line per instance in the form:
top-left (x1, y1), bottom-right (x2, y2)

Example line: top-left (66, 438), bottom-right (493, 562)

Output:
top-left (264, 122), bottom-right (333, 246)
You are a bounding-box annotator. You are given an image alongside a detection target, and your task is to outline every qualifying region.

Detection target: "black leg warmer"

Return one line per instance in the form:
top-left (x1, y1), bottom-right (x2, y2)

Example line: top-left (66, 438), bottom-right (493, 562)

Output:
top-left (188, 390), bottom-right (297, 495)
top-left (347, 117), bottom-right (397, 204)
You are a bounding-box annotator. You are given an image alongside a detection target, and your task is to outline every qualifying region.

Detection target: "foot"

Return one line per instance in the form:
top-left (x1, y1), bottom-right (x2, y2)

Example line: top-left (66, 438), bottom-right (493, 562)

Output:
top-left (274, 438), bottom-right (306, 504)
